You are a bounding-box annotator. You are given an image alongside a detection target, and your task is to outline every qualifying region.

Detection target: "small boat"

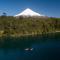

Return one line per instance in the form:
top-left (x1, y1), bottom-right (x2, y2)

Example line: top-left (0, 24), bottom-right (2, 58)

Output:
top-left (24, 48), bottom-right (33, 51)
top-left (25, 48), bottom-right (29, 51)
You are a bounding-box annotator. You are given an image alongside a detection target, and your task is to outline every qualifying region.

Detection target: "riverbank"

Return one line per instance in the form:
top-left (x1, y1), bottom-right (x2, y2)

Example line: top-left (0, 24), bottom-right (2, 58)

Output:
top-left (0, 30), bottom-right (60, 38)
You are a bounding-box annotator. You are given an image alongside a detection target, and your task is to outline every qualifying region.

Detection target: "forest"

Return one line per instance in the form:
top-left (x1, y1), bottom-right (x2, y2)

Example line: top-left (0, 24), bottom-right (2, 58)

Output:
top-left (0, 16), bottom-right (60, 37)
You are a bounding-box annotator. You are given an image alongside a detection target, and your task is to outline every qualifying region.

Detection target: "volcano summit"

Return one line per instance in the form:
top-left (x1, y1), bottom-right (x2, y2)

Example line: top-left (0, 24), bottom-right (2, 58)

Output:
top-left (15, 8), bottom-right (45, 17)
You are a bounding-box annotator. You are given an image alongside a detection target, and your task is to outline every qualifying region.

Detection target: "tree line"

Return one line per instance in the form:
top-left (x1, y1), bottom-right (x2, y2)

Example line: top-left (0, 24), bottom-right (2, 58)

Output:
top-left (0, 15), bottom-right (60, 37)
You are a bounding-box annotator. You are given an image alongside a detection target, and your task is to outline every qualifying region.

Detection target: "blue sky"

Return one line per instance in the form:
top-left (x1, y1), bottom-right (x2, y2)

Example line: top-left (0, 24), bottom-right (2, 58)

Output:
top-left (0, 0), bottom-right (60, 17)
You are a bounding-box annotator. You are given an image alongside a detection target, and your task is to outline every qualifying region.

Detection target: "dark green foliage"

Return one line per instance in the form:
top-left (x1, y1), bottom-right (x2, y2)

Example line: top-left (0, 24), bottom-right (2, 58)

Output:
top-left (0, 16), bottom-right (60, 37)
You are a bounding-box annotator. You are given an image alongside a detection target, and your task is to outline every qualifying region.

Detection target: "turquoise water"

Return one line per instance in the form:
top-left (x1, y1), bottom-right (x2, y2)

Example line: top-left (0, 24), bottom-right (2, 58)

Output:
top-left (0, 33), bottom-right (60, 60)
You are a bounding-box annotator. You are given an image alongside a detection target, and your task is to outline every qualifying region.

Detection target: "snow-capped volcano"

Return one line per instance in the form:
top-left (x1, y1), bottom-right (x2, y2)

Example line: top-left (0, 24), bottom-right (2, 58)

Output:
top-left (15, 8), bottom-right (44, 17)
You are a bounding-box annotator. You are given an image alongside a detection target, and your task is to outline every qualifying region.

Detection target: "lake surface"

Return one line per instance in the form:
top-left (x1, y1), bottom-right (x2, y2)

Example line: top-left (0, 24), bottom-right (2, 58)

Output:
top-left (0, 33), bottom-right (60, 60)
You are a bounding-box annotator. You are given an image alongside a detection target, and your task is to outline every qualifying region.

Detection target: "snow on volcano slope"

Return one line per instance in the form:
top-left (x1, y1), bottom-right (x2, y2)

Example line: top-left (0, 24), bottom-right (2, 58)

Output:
top-left (15, 8), bottom-right (44, 17)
